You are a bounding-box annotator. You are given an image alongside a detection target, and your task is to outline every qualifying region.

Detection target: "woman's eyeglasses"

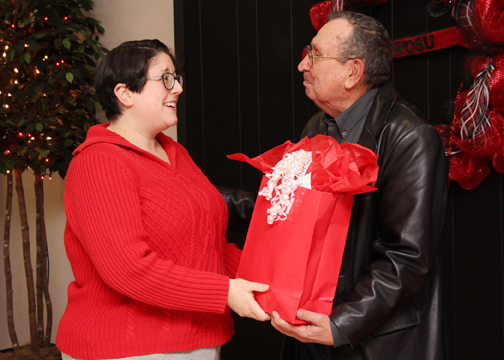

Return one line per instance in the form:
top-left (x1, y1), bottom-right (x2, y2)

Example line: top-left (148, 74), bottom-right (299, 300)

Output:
top-left (146, 71), bottom-right (183, 90)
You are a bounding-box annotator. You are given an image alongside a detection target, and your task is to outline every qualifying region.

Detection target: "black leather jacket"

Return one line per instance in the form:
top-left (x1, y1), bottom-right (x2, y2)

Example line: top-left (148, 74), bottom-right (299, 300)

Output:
top-left (293, 81), bottom-right (449, 360)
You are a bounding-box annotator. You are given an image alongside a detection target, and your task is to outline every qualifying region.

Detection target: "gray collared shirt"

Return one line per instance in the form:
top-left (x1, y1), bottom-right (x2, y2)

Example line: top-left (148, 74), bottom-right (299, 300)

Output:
top-left (323, 86), bottom-right (378, 349)
top-left (323, 86), bottom-right (378, 144)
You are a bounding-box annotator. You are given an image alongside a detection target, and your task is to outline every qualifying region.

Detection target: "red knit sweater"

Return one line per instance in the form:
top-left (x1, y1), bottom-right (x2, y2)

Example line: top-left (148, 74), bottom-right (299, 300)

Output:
top-left (56, 124), bottom-right (241, 360)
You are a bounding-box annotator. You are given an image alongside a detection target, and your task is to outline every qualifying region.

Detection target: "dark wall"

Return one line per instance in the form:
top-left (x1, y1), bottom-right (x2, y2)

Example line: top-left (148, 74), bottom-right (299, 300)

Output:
top-left (174, 1), bottom-right (504, 359)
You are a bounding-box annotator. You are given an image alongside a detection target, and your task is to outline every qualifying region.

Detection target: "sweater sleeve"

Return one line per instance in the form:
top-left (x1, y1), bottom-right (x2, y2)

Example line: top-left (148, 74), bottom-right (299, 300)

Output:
top-left (64, 151), bottom-right (230, 314)
top-left (224, 242), bottom-right (242, 278)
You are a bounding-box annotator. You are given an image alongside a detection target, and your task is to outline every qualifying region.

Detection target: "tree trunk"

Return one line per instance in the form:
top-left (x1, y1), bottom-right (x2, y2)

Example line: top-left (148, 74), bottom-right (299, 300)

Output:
top-left (3, 172), bottom-right (20, 351)
top-left (34, 174), bottom-right (53, 347)
top-left (14, 168), bottom-right (39, 353)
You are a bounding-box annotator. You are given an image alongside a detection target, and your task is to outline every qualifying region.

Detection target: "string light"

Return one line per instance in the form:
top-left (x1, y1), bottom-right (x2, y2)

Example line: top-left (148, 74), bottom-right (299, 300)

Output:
top-left (40, 175), bottom-right (44, 180)
top-left (6, 170), bottom-right (10, 174)
top-left (2, 53), bottom-right (6, 57)
top-left (36, 69), bottom-right (40, 74)
top-left (4, 46), bottom-right (8, 50)
top-left (30, 136), bottom-right (35, 140)
top-left (18, 132), bottom-right (23, 137)
top-left (7, 93), bottom-right (11, 96)
top-left (3, 104), bottom-right (9, 108)
top-left (45, 158), bottom-right (50, 163)
top-left (44, 17), bottom-right (48, 20)
top-left (49, 176), bottom-right (52, 180)
top-left (14, 68), bottom-right (18, 73)
top-left (46, 136), bottom-right (52, 140)
top-left (24, 44), bottom-right (29, 48)
top-left (14, 80), bottom-right (18, 84)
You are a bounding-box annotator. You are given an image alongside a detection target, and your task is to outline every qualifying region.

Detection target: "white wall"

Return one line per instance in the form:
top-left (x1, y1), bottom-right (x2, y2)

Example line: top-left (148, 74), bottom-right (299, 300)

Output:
top-left (0, 173), bottom-right (68, 350)
top-left (0, 0), bottom-right (175, 350)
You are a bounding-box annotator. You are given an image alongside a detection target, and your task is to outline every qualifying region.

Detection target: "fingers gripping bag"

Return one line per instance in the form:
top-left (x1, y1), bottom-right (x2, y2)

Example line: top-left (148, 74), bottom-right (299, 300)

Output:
top-left (227, 135), bottom-right (379, 324)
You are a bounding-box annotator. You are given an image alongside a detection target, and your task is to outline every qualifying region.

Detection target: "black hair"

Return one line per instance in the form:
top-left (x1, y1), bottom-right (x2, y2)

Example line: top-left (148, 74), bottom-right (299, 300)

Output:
top-left (330, 11), bottom-right (393, 86)
top-left (94, 39), bottom-right (178, 121)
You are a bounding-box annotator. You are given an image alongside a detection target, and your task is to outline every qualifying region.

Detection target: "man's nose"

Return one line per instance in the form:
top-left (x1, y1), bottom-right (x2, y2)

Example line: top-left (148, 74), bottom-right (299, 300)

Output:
top-left (298, 54), bottom-right (310, 72)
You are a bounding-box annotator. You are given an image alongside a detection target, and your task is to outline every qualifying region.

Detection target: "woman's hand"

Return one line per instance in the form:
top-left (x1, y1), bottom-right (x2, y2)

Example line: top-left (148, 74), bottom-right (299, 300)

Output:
top-left (227, 278), bottom-right (271, 321)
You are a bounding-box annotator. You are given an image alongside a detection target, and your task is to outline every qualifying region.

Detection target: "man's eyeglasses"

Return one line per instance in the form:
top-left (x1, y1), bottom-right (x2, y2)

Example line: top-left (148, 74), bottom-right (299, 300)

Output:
top-left (146, 71), bottom-right (183, 90)
top-left (305, 45), bottom-right (355, 67)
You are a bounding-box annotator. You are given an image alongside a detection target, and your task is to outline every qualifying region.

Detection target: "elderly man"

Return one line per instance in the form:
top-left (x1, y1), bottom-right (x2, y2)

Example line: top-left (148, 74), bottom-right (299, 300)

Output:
top-left (271, 11), bottom-right (448, 360)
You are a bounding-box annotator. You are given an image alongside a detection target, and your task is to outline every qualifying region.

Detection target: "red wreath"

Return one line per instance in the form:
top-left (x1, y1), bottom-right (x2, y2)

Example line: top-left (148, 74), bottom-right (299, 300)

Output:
top-left (437, 0), bottom-right (504, 189)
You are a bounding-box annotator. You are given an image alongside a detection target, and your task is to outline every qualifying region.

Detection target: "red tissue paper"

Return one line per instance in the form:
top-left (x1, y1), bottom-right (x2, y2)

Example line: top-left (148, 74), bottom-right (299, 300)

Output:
top-left (227, 135), bottom-right (378, 324)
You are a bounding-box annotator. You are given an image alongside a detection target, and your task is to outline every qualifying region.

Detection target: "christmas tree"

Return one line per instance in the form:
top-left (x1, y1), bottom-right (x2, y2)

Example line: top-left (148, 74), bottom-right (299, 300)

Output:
top-left (0, 0), bottom-right (107, 354)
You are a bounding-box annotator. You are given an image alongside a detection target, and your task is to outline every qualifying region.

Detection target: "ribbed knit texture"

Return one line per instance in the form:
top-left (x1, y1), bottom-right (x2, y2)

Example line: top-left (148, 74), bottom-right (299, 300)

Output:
top-left (56, 124), bottom-right (242, 360)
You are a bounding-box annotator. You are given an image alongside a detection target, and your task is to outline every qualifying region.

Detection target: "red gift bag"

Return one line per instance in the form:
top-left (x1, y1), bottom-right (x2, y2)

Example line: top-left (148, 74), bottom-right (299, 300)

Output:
top-left (236, 177), bottom-right (353, 324)
top-left (229, 135), bottom-right (378, 324)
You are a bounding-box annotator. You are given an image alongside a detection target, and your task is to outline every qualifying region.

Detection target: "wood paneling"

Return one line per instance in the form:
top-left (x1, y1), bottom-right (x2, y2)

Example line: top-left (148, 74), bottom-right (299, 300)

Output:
top-left (175, 1), bottom-right (504, 359)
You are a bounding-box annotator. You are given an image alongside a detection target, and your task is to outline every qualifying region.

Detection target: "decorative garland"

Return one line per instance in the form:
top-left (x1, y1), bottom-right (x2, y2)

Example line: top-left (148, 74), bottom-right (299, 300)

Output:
top-left (309, 0), bottom-right (504, 189)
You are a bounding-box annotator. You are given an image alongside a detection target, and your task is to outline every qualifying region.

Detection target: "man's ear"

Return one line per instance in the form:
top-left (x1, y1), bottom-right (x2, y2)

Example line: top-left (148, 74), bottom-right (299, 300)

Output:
top-left (113, 83), bottom-right (133, 108)
top-left (344, 58), bottom-right (366, 90)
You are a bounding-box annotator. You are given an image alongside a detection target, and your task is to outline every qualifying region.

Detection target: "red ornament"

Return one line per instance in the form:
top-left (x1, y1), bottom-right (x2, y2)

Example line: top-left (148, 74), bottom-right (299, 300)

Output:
top-left (310, 1), bottom-right (331, 32)
top-left (453, 0), bottom-right (504, 53)
top-left (489, 111), bottom-right (504, 172)
top-left (309, 0), bottom-right (389, 32)
top-left (448, 152), bottom-right (491, 189)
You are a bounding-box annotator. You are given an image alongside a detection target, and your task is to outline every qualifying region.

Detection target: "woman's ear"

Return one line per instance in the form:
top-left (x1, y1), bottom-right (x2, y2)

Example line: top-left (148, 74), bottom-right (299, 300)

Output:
top-left (344, 58), bottom-right (366, 90)
top-left (114, 83), bottom-right (133, 108)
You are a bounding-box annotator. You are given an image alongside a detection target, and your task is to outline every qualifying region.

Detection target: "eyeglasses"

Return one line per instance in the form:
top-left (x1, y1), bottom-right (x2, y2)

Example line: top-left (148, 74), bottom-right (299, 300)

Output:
top-left (146, 71), bottom-right (183, 90)
top-left (305, 45), bottom-right (355, 67)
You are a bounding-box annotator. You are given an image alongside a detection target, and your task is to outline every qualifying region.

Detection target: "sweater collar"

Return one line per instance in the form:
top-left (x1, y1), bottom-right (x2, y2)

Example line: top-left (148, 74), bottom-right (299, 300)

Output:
top-left (73, 124), bottom-right (173, 156)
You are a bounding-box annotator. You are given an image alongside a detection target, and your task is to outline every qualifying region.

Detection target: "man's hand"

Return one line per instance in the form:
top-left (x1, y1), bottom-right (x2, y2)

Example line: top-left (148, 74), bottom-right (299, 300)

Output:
top-left (271, 309), bottom-right (334, 345)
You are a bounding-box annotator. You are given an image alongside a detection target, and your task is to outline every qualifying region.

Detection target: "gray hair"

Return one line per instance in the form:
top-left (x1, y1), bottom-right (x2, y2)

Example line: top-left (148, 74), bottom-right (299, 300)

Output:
top-left (329, 11), bottom-right (393, 86)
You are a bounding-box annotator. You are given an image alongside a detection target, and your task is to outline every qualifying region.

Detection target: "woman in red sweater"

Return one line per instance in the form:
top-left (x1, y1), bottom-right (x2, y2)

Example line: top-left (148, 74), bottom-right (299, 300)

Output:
top-left (56, 39), bottom-right (269, 360)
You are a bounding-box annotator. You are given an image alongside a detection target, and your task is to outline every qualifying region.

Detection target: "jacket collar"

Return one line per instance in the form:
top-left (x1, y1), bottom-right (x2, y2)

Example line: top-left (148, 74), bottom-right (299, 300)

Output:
top-left (357, 81), bottom-right (398, 152)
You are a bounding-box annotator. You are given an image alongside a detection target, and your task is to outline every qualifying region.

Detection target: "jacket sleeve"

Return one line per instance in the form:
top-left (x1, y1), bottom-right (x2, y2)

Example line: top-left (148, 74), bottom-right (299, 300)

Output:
top-left (330, 116), bottom-right (448, 346)
top-left (64, 151), bottom-right (230, 314)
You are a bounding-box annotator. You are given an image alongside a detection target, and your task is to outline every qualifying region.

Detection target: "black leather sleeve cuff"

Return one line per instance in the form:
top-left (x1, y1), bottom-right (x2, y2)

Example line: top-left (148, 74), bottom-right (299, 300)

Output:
top-left (330, 319), bottom-right (348, 348)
